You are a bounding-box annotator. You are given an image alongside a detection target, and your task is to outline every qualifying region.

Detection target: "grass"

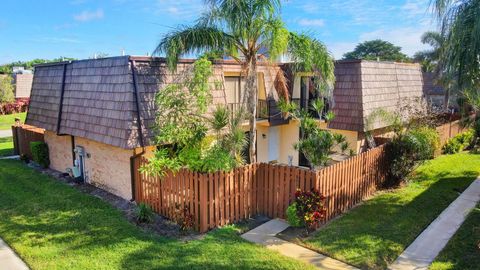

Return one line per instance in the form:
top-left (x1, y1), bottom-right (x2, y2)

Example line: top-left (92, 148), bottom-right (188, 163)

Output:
top-left (0, 112), bottom-right (26, 130)
top-left (0, 136), bottom-right (13, 157)
top-left (0, 159), bottom-right (313, 270)
top-left (303, 153), bottom-right (480, 270)
top-left (430, 203), bottom-right (480, 270)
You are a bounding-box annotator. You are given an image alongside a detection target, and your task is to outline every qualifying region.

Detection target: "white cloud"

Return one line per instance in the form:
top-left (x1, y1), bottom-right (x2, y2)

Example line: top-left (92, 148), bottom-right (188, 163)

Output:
top-left (327, 42), bottom-right (357, 59)
top-left (298, 18), bottom-right (325, 27)
top-left (74, 9), bottom-right (104, 22)
top-left (402, 0), bottom-right (430, 18)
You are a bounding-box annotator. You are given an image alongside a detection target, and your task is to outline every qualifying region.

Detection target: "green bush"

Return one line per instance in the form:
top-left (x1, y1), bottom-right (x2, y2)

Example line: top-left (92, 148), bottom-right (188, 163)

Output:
top-left (442, 129), bottom-right (474, 154)
top-left (30, 141), bottom-right (50, 168)
top-left (286, 202), bottom-right (303, 227)
top-left (386, 127), bottom-right (440, 187)
top-left (135, 203), bottom-right (154, 224)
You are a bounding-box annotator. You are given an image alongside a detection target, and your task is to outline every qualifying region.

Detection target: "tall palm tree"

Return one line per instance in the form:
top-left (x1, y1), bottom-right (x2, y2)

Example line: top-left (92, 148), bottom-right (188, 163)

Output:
top-left (154, 0), bottom-right (334, 163)
top-left (414, 31), bottom-right (454, 108)
top-left (432, 0), bottom-right (480, 108)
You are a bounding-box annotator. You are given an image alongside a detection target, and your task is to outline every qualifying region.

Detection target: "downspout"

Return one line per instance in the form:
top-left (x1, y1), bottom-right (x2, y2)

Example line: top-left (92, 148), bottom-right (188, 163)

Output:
top-left (56, 63), bottom-right (68, 135)
top-left (71, 135), bottom-right (76, 166)
top-left (129, 59), bottom-right (146, 202)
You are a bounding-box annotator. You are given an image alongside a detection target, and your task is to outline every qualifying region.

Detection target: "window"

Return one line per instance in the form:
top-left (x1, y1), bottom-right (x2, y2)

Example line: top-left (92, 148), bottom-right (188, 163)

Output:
top-left (224, 76), bottom-right (246, 104)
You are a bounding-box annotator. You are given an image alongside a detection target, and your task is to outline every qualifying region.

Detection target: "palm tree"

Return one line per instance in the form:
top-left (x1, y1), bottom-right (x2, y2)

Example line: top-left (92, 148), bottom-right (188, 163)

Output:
top-left (154, 0), bottom-right (334, 163)
top-left (432, 0), bottom-right (480, 108)
top-left (414, 31), bottom-right (454, 108)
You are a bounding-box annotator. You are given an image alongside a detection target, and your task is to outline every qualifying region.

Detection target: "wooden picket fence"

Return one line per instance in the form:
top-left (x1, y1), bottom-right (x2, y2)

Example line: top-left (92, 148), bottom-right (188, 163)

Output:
top-left (11, 124), bottom-right (45, 159)
top-left (134, 145), bottom-right (387, 232)
top-left (436, 119), bottom-right (468, 146)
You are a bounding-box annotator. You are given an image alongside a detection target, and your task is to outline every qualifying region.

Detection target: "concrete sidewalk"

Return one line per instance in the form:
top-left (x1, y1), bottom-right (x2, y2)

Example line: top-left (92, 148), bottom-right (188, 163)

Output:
top-left (0, 129), bottom-right (12, 138)
top-left (241, 219), bottom-right (358, 270)
top-left (0, 238), bottom-right (29, 270)
top-left (390, 179), bottom-right (480, 270)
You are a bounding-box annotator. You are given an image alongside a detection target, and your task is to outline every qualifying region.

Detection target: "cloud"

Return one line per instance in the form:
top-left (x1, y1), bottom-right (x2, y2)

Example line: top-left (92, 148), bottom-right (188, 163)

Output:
top-left (73, 9), bottom-right (104, 22)
top-left (298, 19), bottom-right (325, 27)
top-left (29, 37), bottom-right (82, 44)
top-left (153, 0), bottom-right (204, 18)
top-left (327, 42), bottom-right (357, 59)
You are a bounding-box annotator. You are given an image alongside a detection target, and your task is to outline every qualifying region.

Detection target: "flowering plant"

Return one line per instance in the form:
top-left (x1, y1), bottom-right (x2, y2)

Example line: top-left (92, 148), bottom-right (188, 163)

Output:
top-left (294, 188), bottom-right (327, 230)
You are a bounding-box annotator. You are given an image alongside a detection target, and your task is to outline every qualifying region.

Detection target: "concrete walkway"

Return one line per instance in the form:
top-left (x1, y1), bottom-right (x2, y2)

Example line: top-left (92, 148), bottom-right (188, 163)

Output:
top-left (241, 219), bottom-right (358, 270)
top-left (390, 178), bottom-right (480, 270)
top-left (0, 129), bottom-right (12, 138)
top-left (0, 238), bottom-right (29, 270)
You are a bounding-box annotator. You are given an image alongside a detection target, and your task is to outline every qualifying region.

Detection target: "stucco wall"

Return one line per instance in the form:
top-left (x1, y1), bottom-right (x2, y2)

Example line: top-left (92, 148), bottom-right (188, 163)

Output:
top-left (279, 121), bottom-right (300, 166)
top-left (75, 136), bottom-right (133, 200)
top-left (44, 131), bottom-right (73, 173)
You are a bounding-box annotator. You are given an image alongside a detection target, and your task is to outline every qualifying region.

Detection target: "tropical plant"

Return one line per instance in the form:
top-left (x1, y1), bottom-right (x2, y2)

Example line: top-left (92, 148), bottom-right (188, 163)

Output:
top-left (432, 0), bottom-right (480, 109)
top-left (293, 189), bottom-right (327, 231)
top-left (154, 0), bottom-right (335, 163)
top-left (278, 98), bottom-right (348, 168)
top-left (414, 31), bottom-right (455, 109)
top-left (343, 39), bottom-right (410, 62)
top-left (140, 58), bottom-right (246, 176)
top-left (135, 203), bottom-right (155, 224)
top-left (442, 129), bottom-right (475, 154)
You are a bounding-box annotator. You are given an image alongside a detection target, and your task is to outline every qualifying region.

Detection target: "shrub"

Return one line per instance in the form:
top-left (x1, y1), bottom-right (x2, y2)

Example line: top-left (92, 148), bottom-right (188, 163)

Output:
top-left (0, 98), bottom-right (29, 115)
top-left (294, 189), bottom-right (327, 231)
top-left (174, 203), bottom-right (195, 231)
top-left (30, 141), bottom-right (50, 168)
top-left (286, 202), bottom-right (303, 227)
top-left (385, 127), bottom-right (439, 187)
top-left (442, 129), bottom-right (474, 154)
top-left (135, 203), bottom-right (154, 223)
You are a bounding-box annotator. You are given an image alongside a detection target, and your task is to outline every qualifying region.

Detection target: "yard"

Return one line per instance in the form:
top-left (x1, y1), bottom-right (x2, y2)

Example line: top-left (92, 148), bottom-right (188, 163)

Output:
top-left (0, 159), bottom-right (313, 270)
top-left (303, 153), bottom-right (480, 270)
top-left (0, 112), bottom-right (26, 130)
top-left (430, 203), bottom-right (480, 270)
top-left (0, 136), bottom-right (13, 157)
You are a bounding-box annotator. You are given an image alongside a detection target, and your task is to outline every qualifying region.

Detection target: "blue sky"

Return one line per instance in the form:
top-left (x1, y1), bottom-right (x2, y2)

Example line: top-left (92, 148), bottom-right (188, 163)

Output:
top-left (0, 0), bottom-right (436, 64)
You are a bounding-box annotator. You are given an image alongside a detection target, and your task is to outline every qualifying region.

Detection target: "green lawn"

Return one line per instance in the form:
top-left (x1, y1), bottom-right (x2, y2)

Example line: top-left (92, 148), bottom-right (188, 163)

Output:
top-left (430, 203), bottom-right (480, 270)
top-left (303, 153), bottom-right (480, 270)
top-left (0, 159), bottom-right (313, 270)
top-left (0, 112), bottom-right (26, 130)
top-left (0, 136), bottom-right (13, 157)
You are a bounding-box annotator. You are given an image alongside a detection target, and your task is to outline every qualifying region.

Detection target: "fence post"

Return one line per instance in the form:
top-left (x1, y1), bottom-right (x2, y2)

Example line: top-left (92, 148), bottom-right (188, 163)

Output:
top-left (199, 173), bottom-right (208, 232)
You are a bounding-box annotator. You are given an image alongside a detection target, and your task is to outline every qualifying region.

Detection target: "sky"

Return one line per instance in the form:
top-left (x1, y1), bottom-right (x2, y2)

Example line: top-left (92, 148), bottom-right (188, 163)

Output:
top-left (0, 0), bottom-right (437, 64)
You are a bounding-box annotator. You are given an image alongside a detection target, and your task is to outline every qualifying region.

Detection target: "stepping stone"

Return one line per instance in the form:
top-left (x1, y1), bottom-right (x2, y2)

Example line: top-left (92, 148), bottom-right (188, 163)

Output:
top-left (242, 219), bottom-right (358, 270)
top-left (389, 179), bottom-right (480, 270)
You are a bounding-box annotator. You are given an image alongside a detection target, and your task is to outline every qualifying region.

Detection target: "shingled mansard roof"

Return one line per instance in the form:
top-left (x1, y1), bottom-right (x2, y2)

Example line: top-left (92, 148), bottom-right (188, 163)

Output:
top-left (329, 60), bottom-right (425, 132)
top-left (26, 56), bottom-right (227, 149)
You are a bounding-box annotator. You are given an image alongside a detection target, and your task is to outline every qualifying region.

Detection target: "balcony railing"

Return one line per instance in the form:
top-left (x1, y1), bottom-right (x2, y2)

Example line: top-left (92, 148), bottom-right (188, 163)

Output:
top-left (226, 100), bottom-right (270, 120)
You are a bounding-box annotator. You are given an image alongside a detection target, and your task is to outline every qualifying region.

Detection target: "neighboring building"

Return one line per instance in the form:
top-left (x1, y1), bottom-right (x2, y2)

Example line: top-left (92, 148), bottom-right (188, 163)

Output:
top-left (13, 73), bottom-right (33, 98)
top-left (26, 56), bottom-right (425, 200)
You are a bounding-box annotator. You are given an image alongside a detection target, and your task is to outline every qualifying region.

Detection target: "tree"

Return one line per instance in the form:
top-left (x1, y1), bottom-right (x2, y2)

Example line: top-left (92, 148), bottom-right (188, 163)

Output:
top-left (0, 57), bottom-right (76, 74)
top-left (0, 75), bottom-right (14, 103)
top-left (154, 0), bottom-right (335, 164)
top-left (343, 40), bottom-right (410, 62)
top-left (432, 0), bottom-right (480, 109)
top-left (141, 58), bottom-right (247, 176)
top-left (414, 31), bottom-right (454, 108)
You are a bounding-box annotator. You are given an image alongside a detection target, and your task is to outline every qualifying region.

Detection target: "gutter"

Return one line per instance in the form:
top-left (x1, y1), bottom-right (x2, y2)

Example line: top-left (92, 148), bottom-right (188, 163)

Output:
top-left (129, 59), bottom-right (146, 202)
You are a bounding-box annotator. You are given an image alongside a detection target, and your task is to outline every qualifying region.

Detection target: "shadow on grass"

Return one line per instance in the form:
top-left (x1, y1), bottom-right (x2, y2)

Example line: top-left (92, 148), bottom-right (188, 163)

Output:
top-left (304, 166), bottom-right (479, 270)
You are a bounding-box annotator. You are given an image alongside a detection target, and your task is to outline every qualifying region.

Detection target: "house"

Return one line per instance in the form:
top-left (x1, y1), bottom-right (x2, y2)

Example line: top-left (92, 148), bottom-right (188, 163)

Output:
top-left (26, 56), bottom-right (425, 200)
top-left (13, 73), bottom-right (33, 99)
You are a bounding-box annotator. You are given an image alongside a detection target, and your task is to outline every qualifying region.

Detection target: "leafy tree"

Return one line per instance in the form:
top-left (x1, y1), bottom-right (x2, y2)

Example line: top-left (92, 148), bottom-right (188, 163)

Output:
top-left (154, 0), bottom-right (335, 163)
top-left (432, 0), bottom-right (480, 110)
top-left (141, 58), bottom-right (246, 176)
top-left (0, 75), bottom-right (14, 103)
top-left (343, 40), bottom-right (410, 62)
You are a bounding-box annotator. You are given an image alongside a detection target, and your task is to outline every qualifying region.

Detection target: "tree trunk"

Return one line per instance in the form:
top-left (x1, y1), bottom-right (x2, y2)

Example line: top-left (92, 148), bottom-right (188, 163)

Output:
top-left (244, 59), bottom-right (258, 163)
top-left (443, 88), bottom-right (450, 110)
